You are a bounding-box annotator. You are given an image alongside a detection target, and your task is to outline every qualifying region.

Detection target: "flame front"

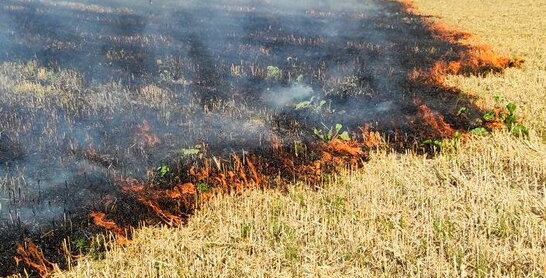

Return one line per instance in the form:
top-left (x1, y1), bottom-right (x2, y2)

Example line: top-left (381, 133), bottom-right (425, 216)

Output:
top-left (14, 240), bottom-right (58, 277)
top-left (89, 212), bottom-right (129, 244)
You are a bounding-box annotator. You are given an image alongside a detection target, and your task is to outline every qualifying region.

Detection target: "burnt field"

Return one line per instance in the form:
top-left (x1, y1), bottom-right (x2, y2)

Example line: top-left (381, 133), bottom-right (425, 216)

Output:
top-left (0, 0), bottom-right (520, 276)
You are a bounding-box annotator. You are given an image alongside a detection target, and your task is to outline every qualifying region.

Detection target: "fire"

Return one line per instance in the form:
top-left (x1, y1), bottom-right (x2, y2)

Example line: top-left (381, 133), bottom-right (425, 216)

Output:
top-left (188, 154), bottom-right (267, 193)
top-left (360, 125), bottom-right (382, 148)
top-left (14, 240), bottom-right (58, 277)
top-left (137, 197), bottom-right (183, 226)
top-left (119, 178), bottom-right (188, 226)
top-left (402, 0), bottom-right (522, 86)
top-left (429, 45), bottom-right (523, 83)
top-left (411, 45), bottom-right (522, 85)
top-left (325, 139), bottom-right (363, 157)
top-left (89, 212), bottom-right (130, 245)
top-left (135, 120), bottom-right (161, 147)
top-left (113, 136), bottom-right (368, 229)
top-left (8, 1), bottom-right (525, 276)
top-left (81, 2), bottom-right (522, 254)
top-left (246, 158), bottom-right (264, 185)
top-left (168, 183), bottom-right (197, 198)
top-left (89, 212), bottom-right (126, 237)
top-left (416, 103), bottom-right (456, 138)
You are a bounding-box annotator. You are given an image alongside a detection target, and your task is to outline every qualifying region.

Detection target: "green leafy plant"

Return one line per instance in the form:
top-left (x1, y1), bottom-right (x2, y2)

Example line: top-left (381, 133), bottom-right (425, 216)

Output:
top-left (470, 127), bottom-right (490, 136)
top-left (440, 131), bottom-right (464, 153)
top-left (295, 96), bottom-right (327, 112)
top-left (510, 123), bottom-right (529, 137)
top-left (503, 103), bottom-right (529, 137)
top-left (457, 106), bottom-right (468, 116)
top-left (266, 66), bottom-right (282, 80)
top-left (196, 182), bottom-right (211, 193)
top-left (493, 94), bottom-right (504, 103)
top-left (313, 123), bottom-right (350, 142)
top-left (240, 223), bottom-right (251, 239)
top-left (483, 111), bottom-right (495, 121)
top-left (456, 106), bottom-right (468, 116)
top-left (421, 139), bottom-right (443, 149)
top-left (157, 165), bottom-right (170, 177)
top-left (295, 100), bottom-right (311, 110)
top-left (179, 146), bottom-right (201, 156)
top-left (480, 96), bottom-right (529, 137)
top-left (453, 131), bottom-right (463, 140)
top-left (73, 237), bottom-right (89, 253)
top-left (293, 140), bottom-right (307, 157)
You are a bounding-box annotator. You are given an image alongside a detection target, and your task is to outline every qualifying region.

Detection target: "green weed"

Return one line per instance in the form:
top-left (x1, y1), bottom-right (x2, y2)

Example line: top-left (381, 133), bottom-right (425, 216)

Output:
top-left (313, 123), bottom-right (350, 142)
top-left (266, 66), bottom-right (282, 80)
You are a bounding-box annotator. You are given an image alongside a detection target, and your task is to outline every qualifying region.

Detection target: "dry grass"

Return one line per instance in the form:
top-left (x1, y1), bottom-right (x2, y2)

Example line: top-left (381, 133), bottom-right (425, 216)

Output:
top-left (413, 0), bottom-right (546, 135)
top-left (52, 0), bottom-right (546, 277)
top-left (57, 135), bottom-right (546, 277)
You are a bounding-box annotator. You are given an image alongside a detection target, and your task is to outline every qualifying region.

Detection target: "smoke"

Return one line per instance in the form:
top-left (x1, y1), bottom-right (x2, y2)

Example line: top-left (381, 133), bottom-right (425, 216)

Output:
top-left (0, 1), bottom-right (496, 274)
top-left (263, 84), bottom-right (315, 107)
top-left (0, 0), bottom-right (506, 275)
top-left (0, 0), bottom-right (412, 222)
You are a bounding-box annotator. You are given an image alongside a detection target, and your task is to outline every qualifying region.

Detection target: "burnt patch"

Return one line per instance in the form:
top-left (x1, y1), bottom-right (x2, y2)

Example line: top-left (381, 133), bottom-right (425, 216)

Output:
top-left (0, 132), bottom-right (24, 165)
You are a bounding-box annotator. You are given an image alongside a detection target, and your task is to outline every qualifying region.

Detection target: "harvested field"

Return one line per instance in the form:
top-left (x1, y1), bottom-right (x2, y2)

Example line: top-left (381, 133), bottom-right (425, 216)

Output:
top-left (0, 0), bottom-right (541, 276)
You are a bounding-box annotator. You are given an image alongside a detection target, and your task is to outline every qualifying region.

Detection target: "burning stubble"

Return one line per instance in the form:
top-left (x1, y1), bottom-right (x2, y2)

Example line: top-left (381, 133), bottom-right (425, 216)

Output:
top-left (0, 0), bottom-right (520, 276)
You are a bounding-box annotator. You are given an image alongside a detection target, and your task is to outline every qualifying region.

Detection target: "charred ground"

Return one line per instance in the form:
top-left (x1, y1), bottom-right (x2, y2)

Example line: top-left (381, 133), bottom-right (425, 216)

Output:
top-left (0, 0), bottom-right (518, 276)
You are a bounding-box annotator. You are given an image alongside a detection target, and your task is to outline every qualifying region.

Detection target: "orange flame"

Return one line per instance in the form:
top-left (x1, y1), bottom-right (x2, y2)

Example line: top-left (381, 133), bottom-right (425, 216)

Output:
top-left (105, 0), bottom-right (521, 251)
top-left (428, 45), bottom-right (523, 84)
top-left (167, 183), bottom-right (196, 198)
top-left (14, 240), bottom-right (58, 277)
top-left (324, 139), bottom-right (363, 157)
top-left (10, 3), bottom-right (526, 276)
top-left (360, 125), bottom-right (382, 148)
top-left (416, 103), bottom-right (456, 138)
top-left (402, 0), bottom-right (522, 86)
top-left (135, 120), bottom-right (161, 147)
top-left (137, 197), bottom-right (182, 226)
top-left (94, 4), bottom-right (522, 258)
top-left (89, 212), bottom-right (130, 244)
top-left (118, 178), bottom-right (186, 226)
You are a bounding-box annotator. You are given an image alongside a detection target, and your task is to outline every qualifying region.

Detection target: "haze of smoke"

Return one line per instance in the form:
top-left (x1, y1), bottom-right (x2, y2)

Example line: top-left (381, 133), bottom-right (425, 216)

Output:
top-left (0, 0), bottom-right (402, 230)
top-left (263, 84), bottom-right (315, 107)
